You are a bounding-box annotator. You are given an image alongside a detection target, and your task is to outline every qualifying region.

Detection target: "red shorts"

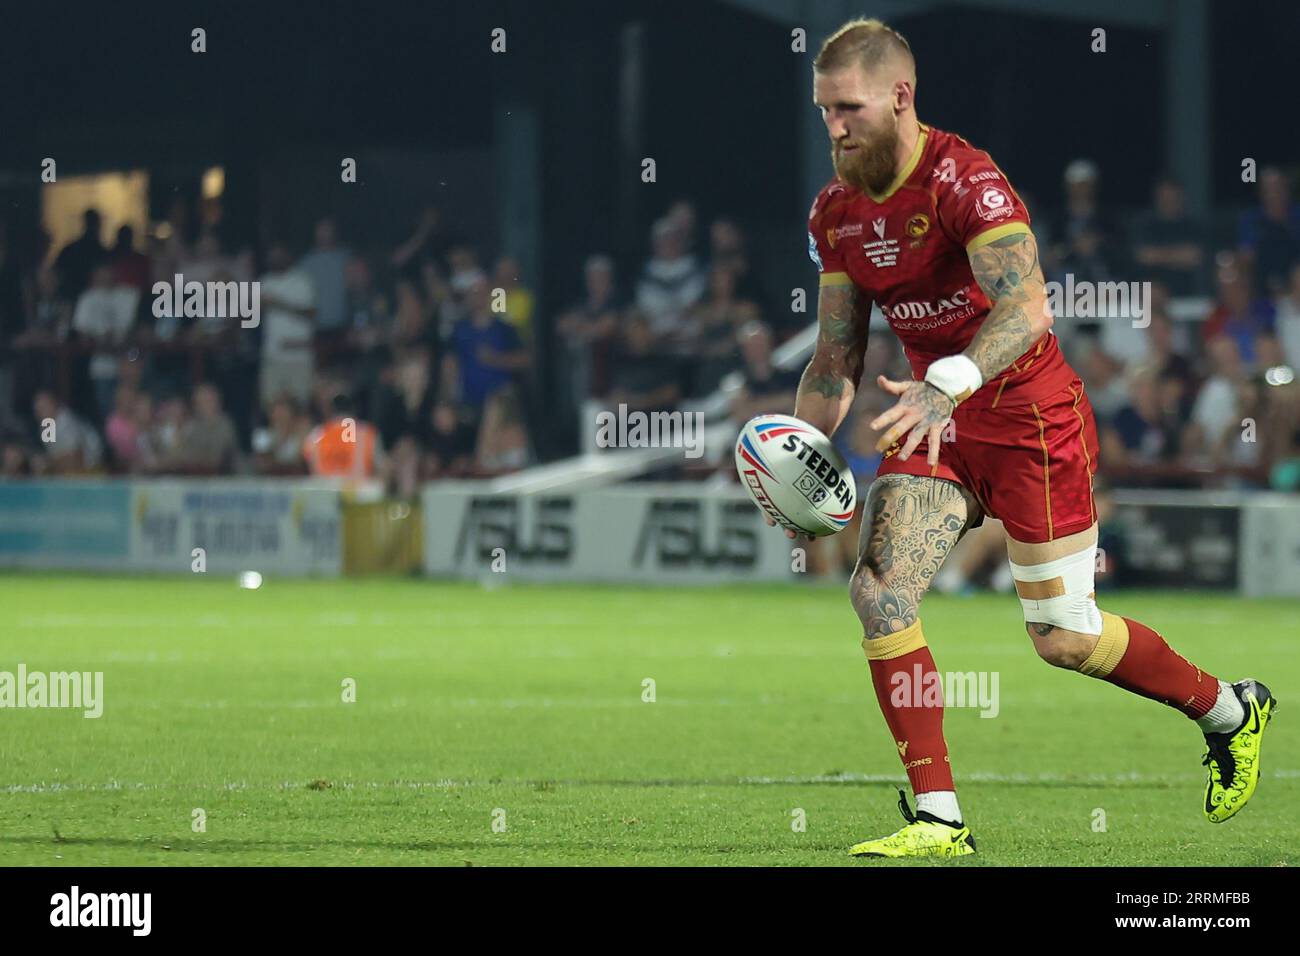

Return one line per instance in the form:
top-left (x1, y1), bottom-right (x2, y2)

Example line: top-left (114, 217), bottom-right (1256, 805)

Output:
top-left (875, 378), bottom-right (1099, 544)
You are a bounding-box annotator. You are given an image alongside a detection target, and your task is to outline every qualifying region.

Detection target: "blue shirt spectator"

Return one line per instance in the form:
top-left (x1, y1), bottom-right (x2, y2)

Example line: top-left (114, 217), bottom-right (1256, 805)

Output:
top-left (1239, 167), bottom-right (1300, 296)
top-left (297, 217), bottom-right (350, 332)
top-left (448, 282), bottom-right (529, 410)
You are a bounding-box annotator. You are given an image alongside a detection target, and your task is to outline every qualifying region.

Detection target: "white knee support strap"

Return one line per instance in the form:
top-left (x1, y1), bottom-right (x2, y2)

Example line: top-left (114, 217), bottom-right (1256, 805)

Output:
top-left (1007, 545), bottom-right (1102, 636)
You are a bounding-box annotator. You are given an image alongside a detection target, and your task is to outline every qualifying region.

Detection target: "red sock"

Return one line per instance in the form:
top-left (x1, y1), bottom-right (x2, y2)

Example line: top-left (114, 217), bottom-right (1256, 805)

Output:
top-left (1088, 613), bottom-right (1220, 719)
top-left (864, 621), bottom-right (954, 794)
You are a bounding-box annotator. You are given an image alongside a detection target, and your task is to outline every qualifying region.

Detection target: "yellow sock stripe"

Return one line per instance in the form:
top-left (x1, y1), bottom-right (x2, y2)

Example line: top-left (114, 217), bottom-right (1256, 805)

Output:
top-left (1080, 611), bottom-right (1130, 677)
top-left (862, 619), bottom-right (926, 660)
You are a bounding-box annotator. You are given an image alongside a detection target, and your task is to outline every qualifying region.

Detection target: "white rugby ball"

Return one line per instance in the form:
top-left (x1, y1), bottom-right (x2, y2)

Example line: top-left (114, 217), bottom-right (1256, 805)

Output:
top-left (735, 414), bottom-right (857, 537)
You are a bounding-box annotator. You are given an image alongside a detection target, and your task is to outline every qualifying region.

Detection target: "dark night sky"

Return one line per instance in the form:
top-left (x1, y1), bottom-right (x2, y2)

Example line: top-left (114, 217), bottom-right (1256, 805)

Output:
top-left (1, 0), bottom-right (1297, 298)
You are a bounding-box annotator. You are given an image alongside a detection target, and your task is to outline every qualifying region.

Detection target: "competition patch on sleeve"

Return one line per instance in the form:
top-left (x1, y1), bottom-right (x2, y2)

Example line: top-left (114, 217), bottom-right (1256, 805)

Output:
top-left (974, 184), bottom-right (1015, 222)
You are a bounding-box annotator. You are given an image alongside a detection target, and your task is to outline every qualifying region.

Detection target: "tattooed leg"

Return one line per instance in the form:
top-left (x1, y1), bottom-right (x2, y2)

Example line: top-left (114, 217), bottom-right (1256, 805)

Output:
top-left (849, 474), bottom-right (979, 638)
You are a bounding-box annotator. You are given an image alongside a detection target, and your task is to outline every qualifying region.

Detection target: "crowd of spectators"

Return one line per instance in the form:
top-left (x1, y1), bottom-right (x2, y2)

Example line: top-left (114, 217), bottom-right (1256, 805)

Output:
top-left (2, 160), bottom-right (1300, 497)
top-left (555, 164), bottom-right (1300, 494)
top-left (0, 204), bottom-right (535, 493)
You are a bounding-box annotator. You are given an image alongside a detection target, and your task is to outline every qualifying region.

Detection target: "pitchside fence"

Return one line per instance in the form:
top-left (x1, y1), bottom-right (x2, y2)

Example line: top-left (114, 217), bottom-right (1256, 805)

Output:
top-left (1, 478), bottom-right (1297, 594)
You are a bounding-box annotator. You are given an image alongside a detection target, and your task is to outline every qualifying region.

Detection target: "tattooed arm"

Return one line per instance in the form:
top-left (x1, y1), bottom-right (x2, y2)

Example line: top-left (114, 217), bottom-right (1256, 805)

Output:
top-left (870, 230), bottom-right (1054, 465)
top-left (795, 279), bottom-right (873, 438)
top-left (962, 230), bottom-right (1053, 381)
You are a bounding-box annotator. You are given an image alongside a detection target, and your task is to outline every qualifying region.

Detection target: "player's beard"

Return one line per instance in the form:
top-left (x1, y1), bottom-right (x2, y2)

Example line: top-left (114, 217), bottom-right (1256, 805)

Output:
top-left (833, 119), bottom-right (901, 195)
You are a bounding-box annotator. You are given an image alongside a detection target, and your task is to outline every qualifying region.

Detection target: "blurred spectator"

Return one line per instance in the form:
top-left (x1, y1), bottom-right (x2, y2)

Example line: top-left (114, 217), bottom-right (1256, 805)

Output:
top-left (1260, 367), bottom-right (1300, 488)
top-left (54, 208), bottom-right (108, 300)
top-left (1052, 160), bottom-right (1122, 283)
top-left (1202, 252), bottom-right (1275, 363)
top-left (303, 392), bottom-right (381, 478)
top-left (425, 401), bottom-right (476, 478)
top-left (1100, 368), bottom-right (1184, 468)
top-left (148, 394), bottom-right (187, 467)
top-left (385, 435), bottom-right (424, 498)
top-left (0, 219), bottom-right (27, 430)
top-left (1239, 167), bottom-right (1300, 296)
top-left (252, 396), bottom-right (310, 476)
top-left (446, 245), bottom-right (487, 298)
top-left (688, 265), bottom-right (758, 395)
top-left (258, 239), bottom-right (317, 409)
top-left (344, 255), bottom-right (389, 346)
top-left (104, 384), bottom-right (143, 471)
top-left (128, 392), bottom-right (160, 473)
top-left (165, 382), bottom-right (238, 474)
top-left (391, 276), bottom-right (436, 350)
top-left (21, 266), bottom-right (71, 344)
top-left (1079, 347), bottom-right (1129, 420)
top-left (605, 311), bottom-right (682, 413)
top-left (1, 431), bottom-right (32, 477)
top-left (31, 389), bottom-right (102, 473)
top-left (109, 225), bottom-right (152, 292)
top-left (730, 321), bottom-right (800, 425)
top-left (151, 197), bottom-right (194, 283)
top-left (708, 217), bottom-right (768, 313)
top-left (1184, 336), bottom-right (1247, 463)
top-left (0, 217), bottom-right (25, 343)
top-left (475, 385), bottom-right (532, 474)
top-left (297, 217), bottom-right (350, 335)
top-left (178, 229), bottom-right (232, 284)
top-left (1141, 306), bottom-right (1195, 388)
top-left (636, 217), bottom-right (707, 344)
top-left (1215, 376), bottom-right (1267, 477)
top-left (557, 254), bottom-right (622, 407)
top-left (178, 230), bottom-right (248, 340)
top-left (666, 199), bottom-right (698, 252)
top-left (708, 218), bottom-right (749, 283)
top-left (72, 263), bottom-right (140, 421)
top-left (392, 206), bottom-right (453, 277)
top-left (1274, 261), bottom-right (1300, 369)
top-left (373, 349), bottom-right (436, 448)
top-left (1130, 177), bottom-right (1206, 296)
top-left (443, 278), bottom-right (530, 416)
top-left (492, 255), bottom-right (535, 340)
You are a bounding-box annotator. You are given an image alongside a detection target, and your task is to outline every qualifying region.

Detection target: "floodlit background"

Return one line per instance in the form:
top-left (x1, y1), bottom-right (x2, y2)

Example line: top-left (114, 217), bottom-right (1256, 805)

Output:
top-left (0, 0), bottom-right (1296, 867)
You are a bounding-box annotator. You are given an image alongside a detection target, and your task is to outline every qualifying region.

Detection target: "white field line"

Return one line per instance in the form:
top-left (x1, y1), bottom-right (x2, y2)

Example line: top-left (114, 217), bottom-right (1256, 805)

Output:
top-left (4, 770), bottom-right (1299, 794)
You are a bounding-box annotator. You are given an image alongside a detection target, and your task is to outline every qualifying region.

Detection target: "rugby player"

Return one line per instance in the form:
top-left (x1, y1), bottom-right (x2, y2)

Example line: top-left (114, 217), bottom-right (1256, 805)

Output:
top-left (770, 18), bottom-right (1276, 857)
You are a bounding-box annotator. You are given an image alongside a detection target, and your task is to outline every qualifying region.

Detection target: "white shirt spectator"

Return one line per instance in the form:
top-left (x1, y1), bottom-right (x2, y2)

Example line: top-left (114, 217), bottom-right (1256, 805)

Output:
top-left (73, 286), bottom-right (139, 381)
top-left (1276, 293), bottom-right (1300, 370)
top-left (1192, 376), bottom-right (1238, 446)
top-left (258, 266), bottom-right (317, 407)
top-left (49, 405), bottom-right (103, 468)
top-left (259, 268), bottom-right (316, 362)
top-left (636, 255), bottom-right (707, 340)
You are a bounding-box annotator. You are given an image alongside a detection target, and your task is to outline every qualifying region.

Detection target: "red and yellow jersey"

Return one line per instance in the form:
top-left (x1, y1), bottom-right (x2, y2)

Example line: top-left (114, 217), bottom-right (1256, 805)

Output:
top-left (807, 123), bottom-right (1075, 409)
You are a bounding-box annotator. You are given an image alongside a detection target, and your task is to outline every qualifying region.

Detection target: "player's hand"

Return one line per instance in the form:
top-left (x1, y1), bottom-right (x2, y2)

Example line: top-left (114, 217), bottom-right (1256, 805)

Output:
top-left (870, 375), bottom-right (955, 467)
top-left (762, 512), bottom-right (799, 540)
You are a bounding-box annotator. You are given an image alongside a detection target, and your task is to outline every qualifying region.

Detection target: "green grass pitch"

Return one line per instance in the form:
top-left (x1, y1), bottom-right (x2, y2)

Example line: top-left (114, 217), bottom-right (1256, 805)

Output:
top-left (0, 573), bottom-right (1294, 866)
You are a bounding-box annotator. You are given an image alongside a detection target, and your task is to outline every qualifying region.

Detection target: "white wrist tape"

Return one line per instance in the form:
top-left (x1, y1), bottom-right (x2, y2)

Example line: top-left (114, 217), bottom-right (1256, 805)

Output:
top-left (924, 355), bottom-right (984, 405)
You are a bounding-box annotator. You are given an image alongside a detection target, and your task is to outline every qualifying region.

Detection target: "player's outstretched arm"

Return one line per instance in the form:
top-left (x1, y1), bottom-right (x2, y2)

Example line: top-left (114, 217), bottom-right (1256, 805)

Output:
top-left (960, 230), bottom-right (1053, 383)
top-left (869, 230), bottom-right (1054, 467)
top-left (795, 280), bottom-right (872, 438)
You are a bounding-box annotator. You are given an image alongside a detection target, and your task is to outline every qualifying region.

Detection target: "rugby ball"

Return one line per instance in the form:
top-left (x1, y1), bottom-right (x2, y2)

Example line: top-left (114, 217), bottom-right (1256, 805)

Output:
top-left (735, 414), bottom-right (857, 537)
